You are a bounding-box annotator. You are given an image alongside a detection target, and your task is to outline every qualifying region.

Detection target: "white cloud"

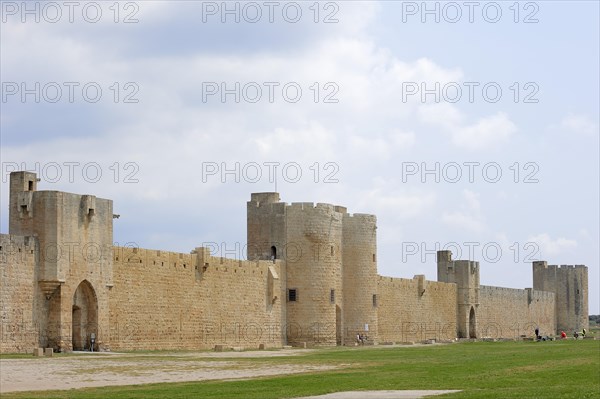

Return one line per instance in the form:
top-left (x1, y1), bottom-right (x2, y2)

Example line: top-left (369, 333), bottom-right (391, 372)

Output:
top-left (357, 186), bottom-right (436, 221)
top-left (346, 130), bottom-right (415, 160)
top-left (527, 233), bottom-right (578, 257)
top-left (560, 113), bottom-right (598, 136)
top-left (450, 112), bottom-right (517, 151)
top-left (390, 130), bottom-right (416, 148)
top-left (442, 189), bottom-right (485, 232)
top-left (419, 104), bottom-right (517, 150)
top-left (418, 102), bottom-right (465, 130)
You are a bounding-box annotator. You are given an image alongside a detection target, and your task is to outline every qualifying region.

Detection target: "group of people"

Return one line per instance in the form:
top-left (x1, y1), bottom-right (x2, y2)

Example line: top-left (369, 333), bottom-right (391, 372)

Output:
top-left (536, 327), bottom-right (587, 341)
top-left (558, 328), bottom-right (586, 339)
top-left (356, 333), bottom-right (367, 345)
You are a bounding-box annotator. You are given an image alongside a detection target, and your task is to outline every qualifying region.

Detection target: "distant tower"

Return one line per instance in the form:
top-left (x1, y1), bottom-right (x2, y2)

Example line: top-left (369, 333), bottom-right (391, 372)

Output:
top-left (437, 250), bottom-right (480, 338)
top-left (247, 192), bottom-right (286, 261)
top-left (8, 170), bottom-right (37, 235)
top-left (533, 261), bottom-right (588, 334)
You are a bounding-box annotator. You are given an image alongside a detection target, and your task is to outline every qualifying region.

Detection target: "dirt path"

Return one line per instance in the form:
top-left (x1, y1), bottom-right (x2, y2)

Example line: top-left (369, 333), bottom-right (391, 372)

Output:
top-left (0, 350), bottom-right (335, 393)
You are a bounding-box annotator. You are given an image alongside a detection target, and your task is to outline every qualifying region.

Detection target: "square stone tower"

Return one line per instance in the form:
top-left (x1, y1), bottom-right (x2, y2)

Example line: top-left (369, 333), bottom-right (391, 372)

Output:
top-left (9, 171), bottom-right (114, 351)
top-left (437, 250), bottom-right (480, 338)
top-left (533, 261), bottom-right (588, 334)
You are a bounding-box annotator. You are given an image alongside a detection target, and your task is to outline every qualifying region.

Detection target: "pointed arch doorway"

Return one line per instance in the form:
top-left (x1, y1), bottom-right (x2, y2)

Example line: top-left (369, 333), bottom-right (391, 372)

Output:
top-left (469, 307), bottom-right (477, 339)
top-left (72, 280), bottom-right (98, 351)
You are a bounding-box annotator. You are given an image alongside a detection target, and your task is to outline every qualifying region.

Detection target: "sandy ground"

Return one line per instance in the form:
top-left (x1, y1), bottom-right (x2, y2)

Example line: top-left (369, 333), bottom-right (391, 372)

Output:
top-left (0, 348), bottom-right (460, 398)
top-left (0, 349), bottom-right (335, 393)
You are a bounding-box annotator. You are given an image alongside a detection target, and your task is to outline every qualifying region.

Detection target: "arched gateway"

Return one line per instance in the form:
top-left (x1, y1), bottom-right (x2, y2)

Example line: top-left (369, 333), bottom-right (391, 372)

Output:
top-left (72, 280), bottom-right (98, 351)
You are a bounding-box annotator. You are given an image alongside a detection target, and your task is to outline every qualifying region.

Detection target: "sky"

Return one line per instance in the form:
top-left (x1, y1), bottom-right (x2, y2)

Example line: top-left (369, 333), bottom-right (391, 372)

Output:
top-left (1, 1), bottom-right (598, 314)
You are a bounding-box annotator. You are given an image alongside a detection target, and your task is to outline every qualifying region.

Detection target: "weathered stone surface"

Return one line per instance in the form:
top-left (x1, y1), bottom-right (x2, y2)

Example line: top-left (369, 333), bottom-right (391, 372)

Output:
top-left (0, 173), bottom-right (589, 353)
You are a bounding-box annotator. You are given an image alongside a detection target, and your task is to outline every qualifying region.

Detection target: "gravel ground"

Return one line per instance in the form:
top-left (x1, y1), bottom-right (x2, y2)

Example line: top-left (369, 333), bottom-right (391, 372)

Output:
top-left (0, 349), bottom-right (334, 393)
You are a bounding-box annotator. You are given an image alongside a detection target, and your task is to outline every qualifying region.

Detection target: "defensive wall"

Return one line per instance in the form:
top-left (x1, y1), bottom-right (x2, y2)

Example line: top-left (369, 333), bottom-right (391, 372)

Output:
top-left (376, 275), bottom-right (457, 343)
top-left (109, 246), bottom-right (285, 350)
top-left (0, 174), bottom-right (590, 352)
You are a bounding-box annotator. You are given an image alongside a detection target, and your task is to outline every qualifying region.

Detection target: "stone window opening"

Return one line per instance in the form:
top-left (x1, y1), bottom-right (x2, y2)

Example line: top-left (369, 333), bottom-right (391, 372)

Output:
top-left (330, 289), bottom-right (335, 304)
top-left (330, 246), bottom-right (334, 256)
top-left (28, 181), bottom-right (33, 191)
top-left (271, 246), bottom-right (277, 261)
top-left (288, 288), bottom-right (297, 302)
top-left (372, 294), bottom-right (378, 307)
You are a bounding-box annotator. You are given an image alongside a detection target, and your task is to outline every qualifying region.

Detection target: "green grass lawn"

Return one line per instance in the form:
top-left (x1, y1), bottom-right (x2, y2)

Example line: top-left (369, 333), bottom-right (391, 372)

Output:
top-left (2, 340), bottom-right (599, 399)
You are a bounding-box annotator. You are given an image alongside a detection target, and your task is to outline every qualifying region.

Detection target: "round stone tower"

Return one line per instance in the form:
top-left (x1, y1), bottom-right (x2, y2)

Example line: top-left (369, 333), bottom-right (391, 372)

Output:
top-left (285, 202), bottom-right (343, 346)
top-left (342, 213), bottom-right (378, 344)
top-left (246, 193), bottom-right (379, 346)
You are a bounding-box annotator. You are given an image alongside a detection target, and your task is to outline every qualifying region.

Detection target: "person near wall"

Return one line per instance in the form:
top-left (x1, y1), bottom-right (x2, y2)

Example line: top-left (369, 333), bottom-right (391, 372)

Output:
top-left (560, 331), bottom-right (567, 339)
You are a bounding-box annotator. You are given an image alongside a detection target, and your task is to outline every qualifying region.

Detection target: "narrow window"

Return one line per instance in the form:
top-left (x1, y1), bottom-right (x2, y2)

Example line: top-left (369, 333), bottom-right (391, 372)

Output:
top-left (330, 289), bottom-right (335, 303)
top-left (28, 181), bottom-right (33, 191)
top-left (372, 294), bottom-right (378, 307)
top-left (271, 246), bottom-right (277, 260)
top-left (288, 289), bottom-right (297, 302)
top-left (373, 254), bottom-right (376, 262)
top-left (330, 246), bottom-right (334, 256)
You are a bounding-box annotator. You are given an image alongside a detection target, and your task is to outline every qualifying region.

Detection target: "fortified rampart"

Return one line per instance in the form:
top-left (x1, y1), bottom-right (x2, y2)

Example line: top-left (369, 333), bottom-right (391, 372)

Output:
top-left (0, 172), bottom-right (590, 353)
top-left (377, 275), bottom-right (457, 343)
top-left (109, 246), bottom-right (284, 350)
top-left (477, 285), bottom-right (555, 338)
top-left (0, 234), bottom-right (39, 353)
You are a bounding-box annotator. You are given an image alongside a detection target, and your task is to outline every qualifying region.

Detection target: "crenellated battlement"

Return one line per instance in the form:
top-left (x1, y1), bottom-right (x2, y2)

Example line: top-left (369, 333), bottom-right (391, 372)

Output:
top-left (343, 213), bottom-right (377, 223)
top-left (0, 234), bottom-right (38, 267)
top-left (248, 192), bottom-right (375, 221)
top-left (0, 233), bottom-right (38, 251)
top-left (249, 192), bottom-right (280, 206)
top-left (554, 264), bottom-right (588, 270)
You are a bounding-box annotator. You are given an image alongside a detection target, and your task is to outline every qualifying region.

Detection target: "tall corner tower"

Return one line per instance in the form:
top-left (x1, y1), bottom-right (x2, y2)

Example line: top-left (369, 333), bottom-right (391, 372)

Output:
top-left (533, 261), bottom-right (588, 333)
